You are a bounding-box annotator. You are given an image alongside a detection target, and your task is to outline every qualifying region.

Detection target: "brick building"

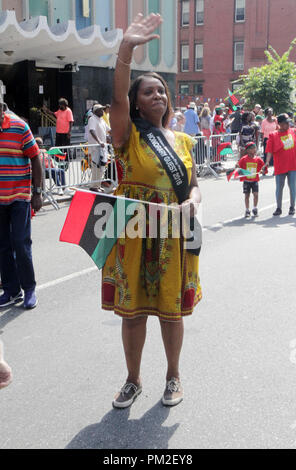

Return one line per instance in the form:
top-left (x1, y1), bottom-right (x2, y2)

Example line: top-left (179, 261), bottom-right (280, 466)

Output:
top-left (177, 0), bottom-right (296, 108)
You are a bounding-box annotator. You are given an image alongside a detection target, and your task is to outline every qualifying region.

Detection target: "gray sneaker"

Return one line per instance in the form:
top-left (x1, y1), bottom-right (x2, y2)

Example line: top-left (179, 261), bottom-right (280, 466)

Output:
top-left (113, 382), bottom-right (142, 409)
top-left (162, 378), bottom-right (183, 406)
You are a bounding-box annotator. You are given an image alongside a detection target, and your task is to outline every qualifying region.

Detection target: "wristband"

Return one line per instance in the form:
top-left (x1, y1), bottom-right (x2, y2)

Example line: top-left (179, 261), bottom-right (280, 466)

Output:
top-left (33, 187), bottom-right (42, 195)
top-left (117, 55), bottom-right (132, 66)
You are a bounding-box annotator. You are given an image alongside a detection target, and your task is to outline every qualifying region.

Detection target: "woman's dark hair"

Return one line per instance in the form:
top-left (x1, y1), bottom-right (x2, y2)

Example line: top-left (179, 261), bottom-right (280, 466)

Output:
top-left (242, 111), bottom-right (251, 124)
top-left (264, 107), bottom-right (273, 117)
top-left (128, 72), bottom-right (172, 128)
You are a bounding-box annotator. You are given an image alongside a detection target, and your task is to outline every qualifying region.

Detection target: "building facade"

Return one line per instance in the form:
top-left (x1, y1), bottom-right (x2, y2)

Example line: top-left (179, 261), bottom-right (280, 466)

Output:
top-left (177, 0), bottom-right (296, 108)
top-left (0, 0), bottom-right (177, 127)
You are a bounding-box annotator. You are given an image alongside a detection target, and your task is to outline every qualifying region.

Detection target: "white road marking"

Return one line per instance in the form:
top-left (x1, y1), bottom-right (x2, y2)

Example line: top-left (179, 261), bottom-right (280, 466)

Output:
top-left (35, 199), bottom-right (291, 292)
top-left (36, 267), bottom-right (97, 291)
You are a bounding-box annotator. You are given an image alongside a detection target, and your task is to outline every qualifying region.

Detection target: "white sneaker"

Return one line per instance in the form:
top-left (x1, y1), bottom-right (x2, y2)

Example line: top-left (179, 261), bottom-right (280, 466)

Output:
top-left (58, 188), bottom-right (64, 196)
top-left (63, 188), bottom-right (74, 196)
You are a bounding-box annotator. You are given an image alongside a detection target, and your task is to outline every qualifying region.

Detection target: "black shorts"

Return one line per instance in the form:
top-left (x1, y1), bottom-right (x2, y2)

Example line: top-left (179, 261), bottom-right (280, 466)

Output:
top-left (55, 133), bottom-right (71, 147)
top-left (243, 181), bottom-right (259, 194)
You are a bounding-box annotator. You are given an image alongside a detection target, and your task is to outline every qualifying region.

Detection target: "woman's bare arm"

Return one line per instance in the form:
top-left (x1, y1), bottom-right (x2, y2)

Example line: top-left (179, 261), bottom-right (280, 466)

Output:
top-left (110, 13), bottom-right (162, 148)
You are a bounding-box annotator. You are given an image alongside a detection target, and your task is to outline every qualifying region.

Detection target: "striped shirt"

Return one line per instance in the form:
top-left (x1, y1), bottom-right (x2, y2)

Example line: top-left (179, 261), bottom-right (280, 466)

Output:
top-left (0, 113), bottom-right (40, 204)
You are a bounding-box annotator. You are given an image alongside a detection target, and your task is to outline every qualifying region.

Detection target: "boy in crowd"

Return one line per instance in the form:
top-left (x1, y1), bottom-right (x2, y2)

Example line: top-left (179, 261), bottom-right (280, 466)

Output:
top-left (236, 142), bottom-right (265, 218)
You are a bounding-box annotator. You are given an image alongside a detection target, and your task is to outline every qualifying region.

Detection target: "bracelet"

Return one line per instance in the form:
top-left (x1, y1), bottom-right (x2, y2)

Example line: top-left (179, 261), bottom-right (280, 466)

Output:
top-left (117, 55), bottom-right (132, 66)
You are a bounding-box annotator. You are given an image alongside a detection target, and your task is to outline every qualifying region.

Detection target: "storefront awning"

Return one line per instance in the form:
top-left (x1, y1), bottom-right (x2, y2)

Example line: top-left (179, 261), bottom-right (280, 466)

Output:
top-left (0, 11), bottom-right (123, 67)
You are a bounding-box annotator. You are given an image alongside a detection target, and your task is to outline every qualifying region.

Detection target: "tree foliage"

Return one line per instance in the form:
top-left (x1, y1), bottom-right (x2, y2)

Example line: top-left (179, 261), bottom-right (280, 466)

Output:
top-left (235, 39), bottom-right (296, 114)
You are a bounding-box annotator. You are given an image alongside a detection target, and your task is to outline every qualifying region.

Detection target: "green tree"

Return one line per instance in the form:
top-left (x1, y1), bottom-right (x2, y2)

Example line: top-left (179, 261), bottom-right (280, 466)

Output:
top-left (235, 39), bottom-right (296, 114)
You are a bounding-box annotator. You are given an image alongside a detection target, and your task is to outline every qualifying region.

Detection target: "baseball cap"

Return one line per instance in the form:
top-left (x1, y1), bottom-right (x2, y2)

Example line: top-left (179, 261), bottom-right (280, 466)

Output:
top-left (93, 104), bottom-right (106, 112)
top-left (245, 141), bottom-right (256, 149)
top-left (188, 102), bottom-right (196, 109)
top-left (277, 113), bottom-right (291, 124)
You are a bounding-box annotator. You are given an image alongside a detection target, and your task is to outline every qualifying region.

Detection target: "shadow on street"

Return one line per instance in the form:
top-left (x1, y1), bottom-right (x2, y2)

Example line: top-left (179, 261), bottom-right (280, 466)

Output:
top-left (66, 401), bottom-right (179, 449)
top-left (204, 214), bottom-right (296, 232)
top-left (0, 302), bottom-right (27, 333)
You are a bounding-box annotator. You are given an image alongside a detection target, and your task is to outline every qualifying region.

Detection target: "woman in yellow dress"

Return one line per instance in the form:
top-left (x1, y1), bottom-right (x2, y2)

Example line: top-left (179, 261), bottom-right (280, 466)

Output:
top-left (103, 13), bottom-right (202, 408)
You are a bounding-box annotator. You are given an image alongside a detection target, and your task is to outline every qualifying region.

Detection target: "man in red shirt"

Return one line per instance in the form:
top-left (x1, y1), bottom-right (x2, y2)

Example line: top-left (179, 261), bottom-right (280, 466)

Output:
top-left (43, 98), bottom-right (74, 147)
top-left (264, 113), bottom-right (296, 216)
top-left (237, 142), bottom-right (264, 218)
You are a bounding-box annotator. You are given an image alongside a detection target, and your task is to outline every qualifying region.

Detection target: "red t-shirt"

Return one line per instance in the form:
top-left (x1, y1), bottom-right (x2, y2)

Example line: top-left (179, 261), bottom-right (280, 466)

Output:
top-left (238, 155), bottom-right (264, 182)
top-left (214, 115), bottom-right (225, 133)
top-left (265, 129), bottom-right (296, 175)
top-left (54, 108), bottom-right (74, 134)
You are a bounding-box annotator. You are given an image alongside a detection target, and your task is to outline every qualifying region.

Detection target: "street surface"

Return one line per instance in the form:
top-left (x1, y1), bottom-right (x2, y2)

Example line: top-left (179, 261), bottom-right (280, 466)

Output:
top-left (0, 172), bottom-right (296, 449)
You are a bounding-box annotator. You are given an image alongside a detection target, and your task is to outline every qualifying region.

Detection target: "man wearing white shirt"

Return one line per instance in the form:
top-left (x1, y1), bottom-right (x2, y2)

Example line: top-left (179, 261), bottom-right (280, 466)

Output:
top-left (88, 104), bottom-right (111, 191)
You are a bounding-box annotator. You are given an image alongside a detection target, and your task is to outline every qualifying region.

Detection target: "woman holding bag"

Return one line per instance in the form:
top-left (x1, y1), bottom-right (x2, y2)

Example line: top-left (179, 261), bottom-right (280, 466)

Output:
top-left (103, 13), bottom-right (202, 408)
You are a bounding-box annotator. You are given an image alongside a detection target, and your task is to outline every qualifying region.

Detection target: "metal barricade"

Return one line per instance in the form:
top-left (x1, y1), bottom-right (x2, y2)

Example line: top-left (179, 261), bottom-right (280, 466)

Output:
top-left (41, 143), bottom-right (118, 209)
top-left (193, 133), bottom-right (240, 178)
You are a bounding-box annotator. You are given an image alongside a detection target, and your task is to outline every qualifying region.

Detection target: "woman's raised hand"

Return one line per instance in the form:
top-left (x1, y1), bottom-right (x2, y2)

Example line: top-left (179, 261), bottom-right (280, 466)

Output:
top-left (123, 13), bottom-right (163, 48)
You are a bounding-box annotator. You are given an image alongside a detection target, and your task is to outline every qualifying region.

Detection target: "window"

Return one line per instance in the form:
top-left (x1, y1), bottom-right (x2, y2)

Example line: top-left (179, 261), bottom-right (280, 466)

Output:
top-left (195, 44), bottom-right (203, 71)
top-left (235, 0), bottom-right (245, 22)
top-left (193, 83), bottom-right (203, 95)
top-left (181, 0), bottom-right (190, 27)
top-left (232, 83), bottom-right (242, 93)
top-left (196, 0), bottom-right (204, 25)
top-left (181, 45), bottom-right (189, 72)
top-left (234, 42), bottom-right (244, 70)
top-left (179, 84), bottom-right (190, 95)
top-left (82, 0), bottom-right (90, 18)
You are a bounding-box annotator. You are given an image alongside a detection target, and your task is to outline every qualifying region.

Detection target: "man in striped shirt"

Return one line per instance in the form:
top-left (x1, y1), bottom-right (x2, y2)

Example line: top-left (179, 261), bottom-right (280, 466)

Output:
top-left (0, 100), bottom-right (42, 309)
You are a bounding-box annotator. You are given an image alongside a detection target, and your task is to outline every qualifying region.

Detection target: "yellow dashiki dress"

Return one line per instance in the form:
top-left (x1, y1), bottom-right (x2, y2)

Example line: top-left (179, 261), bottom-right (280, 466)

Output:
top-left (101, 123), bottom-right (202, 321)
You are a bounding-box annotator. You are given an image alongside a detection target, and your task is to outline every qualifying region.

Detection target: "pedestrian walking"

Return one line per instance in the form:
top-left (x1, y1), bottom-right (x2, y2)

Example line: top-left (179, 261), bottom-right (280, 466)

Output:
top-left (263, 113), bottom-right (296, 216)
top-left (0, 99), bottom-right (42, 309)
top-left (0, 340), bottom-right (12, 389)
top-left (236, 142), bottom-right (265, 218)
top-left (104, 12), bottom-right (202, 409)
top-left (43, 98), bottom-right (74, 147)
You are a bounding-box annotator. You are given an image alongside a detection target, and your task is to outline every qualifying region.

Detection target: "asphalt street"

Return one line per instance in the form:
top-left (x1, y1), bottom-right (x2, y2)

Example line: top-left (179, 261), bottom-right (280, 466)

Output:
top-left (0, 172), bottom-right (296, 449)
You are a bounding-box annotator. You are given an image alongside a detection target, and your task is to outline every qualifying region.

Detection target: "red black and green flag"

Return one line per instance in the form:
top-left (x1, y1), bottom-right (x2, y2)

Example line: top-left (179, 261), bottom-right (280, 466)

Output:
top-left (226, 168), bottom-right (252, 181)
top-left (227, 89), bottom-right (240, 111)
top-left (59, 189), bottom-right (137, 269)
top-left (218, 142), bottom-right (234, 157)
top-left (47, 148), bottom-right (67, 160)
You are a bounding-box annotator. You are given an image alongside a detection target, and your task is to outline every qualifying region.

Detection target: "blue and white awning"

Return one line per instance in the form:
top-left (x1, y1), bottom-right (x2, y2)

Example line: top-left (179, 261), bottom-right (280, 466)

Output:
top-left (0, 11), bottom-right (122, 67)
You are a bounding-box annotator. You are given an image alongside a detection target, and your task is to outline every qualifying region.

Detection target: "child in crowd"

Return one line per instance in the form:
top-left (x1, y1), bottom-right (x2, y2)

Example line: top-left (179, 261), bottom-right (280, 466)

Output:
top-left (236, 141), bottom-right (265, 218)
top-left (35, 137), bottom-right (71, 196)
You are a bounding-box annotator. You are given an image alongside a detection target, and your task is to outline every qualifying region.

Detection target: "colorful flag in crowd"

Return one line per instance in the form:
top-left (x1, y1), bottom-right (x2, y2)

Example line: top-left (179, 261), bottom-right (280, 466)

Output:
top-left (226, 168), bottom-right (252, 181)
top-left (227, 89), bottom-right (240, 111)
top-left (47, 148), bottom-right (67, 160)
top-left (60, 190), bottom-right (140, 269)
top-left (218, 142), bottom-right (234, 157)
